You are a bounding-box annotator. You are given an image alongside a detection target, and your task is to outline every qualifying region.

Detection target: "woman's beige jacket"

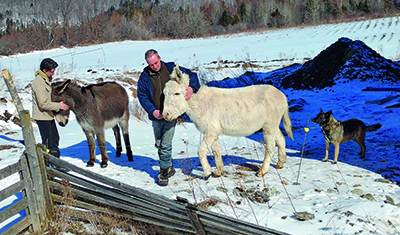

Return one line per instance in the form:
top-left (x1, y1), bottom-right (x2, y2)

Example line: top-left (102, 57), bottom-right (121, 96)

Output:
top-left (31, 70), bottom-right (60, 121)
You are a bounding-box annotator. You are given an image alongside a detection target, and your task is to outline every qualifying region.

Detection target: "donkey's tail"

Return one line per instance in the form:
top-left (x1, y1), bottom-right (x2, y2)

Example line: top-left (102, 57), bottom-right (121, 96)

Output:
top-left (283, 108), bottom-right (294, 140)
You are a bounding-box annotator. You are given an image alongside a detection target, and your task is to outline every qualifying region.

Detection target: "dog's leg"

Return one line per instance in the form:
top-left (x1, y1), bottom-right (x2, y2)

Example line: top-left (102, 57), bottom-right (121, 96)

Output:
top-left (333, 142), bottom-right (340, 164)
top-left (355, 127), bottom-right (366, 159)
top-left (323, 140), bottom-right (330, 162)
top-left (359, 142), bottom-right (366, 159)
top-left (355, 140), bottom-right (366, 159)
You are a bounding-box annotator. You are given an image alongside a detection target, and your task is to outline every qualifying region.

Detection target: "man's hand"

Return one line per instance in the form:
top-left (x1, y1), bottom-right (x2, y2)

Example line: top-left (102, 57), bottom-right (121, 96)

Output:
top-left (185, 87), bottom-right (193, 101)
top-left (153, 110), bottom-right (163, 120)
top-left (60, 101), bottom-right (70, 111)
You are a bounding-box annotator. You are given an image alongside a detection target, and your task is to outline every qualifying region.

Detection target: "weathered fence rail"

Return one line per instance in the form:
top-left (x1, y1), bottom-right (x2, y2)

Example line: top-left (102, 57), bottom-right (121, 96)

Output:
top-left (44, 152), bottom-right (287, 235)
top-left (0, 69), bottom-right (288, 234)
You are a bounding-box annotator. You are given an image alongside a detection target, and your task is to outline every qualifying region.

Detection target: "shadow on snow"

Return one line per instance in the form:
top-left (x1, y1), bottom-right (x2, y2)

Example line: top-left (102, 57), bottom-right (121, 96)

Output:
top-left (59, 140), bottom-right (266, 181)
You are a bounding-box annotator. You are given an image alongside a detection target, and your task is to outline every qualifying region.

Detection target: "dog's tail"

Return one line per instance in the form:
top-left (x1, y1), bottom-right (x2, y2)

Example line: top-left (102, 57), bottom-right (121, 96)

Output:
top-left (283, 108), bottom-right (294, 140)
top-left (366, 123), bottom-right (382, 132)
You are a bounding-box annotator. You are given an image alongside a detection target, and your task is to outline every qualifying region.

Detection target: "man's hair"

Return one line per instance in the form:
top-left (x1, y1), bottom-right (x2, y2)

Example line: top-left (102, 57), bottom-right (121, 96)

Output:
top-left (40, 58), bottom-right (58, 72)
top-left (145, 49), bottom-right (159, 60)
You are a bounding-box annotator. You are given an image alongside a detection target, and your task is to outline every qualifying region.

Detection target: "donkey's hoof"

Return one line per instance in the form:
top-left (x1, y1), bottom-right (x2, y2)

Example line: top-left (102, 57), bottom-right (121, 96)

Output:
top-left (86, 162), bottom-right (94, 167)
top-left (204, 173), bottom-right (212, 180)
top-left (256, 171), bottom-right (264, 178)
top-left (128, 156), bottom-right (134, 162)
top-left (275, 165), bottom-right (283, 169)
top-left (322, 159), bottom-right (328, 162)
top-left (331, 161), bottom-right (337, 164)
top-left (359, 155), bottom-right (365, 159)
top-left (212, 172), bottom-right (222, 178)
top-left (100, 162), bottom-right (108, 168)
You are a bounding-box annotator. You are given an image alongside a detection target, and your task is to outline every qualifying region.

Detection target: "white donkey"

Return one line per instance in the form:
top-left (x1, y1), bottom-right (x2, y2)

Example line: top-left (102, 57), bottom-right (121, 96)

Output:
top-left (163, 65), bottom-right (294, 179)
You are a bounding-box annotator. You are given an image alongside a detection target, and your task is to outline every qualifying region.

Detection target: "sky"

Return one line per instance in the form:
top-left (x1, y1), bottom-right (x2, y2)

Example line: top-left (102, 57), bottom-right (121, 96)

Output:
top-left (0, 16), bottom-right (400, 235)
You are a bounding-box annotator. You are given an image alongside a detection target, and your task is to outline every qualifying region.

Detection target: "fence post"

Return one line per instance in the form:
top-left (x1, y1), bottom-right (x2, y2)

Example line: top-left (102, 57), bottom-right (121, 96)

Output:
top-left (2, 69), bottom-right (48, 232)
top-left (36, 144), bottom-right (53, 213)
top-left (19, 151), bottom-right (43, 232)
top-left (185, 204), bottom-right (206, 235)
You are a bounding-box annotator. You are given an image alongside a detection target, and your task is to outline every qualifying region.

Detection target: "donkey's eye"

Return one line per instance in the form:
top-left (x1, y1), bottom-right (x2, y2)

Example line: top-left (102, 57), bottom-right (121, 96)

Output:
top-left (174, 93), bottom-right (180, 95)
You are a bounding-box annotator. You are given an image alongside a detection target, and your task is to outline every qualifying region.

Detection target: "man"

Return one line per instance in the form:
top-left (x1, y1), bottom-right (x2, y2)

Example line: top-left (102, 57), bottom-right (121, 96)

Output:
top-left (32, 58), bottom-right (69, 158)
top-left (138, 49), bottom-right (200, 186)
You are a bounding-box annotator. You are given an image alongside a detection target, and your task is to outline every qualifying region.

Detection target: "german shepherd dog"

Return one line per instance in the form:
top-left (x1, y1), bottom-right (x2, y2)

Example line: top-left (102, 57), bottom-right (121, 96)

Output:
top-left (312, 109), bottom-right (382, 164)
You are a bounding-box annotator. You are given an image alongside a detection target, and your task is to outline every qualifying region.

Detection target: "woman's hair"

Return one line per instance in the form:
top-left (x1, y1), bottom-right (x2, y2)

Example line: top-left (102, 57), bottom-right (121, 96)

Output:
top-left (40, 58), bottom-right (58, 72)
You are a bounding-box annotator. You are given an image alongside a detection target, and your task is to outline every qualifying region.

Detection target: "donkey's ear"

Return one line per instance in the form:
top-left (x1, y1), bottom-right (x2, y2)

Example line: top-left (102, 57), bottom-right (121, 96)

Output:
top-left (56, 79), bottom-right (71, 94)
top-left (172, 64), bottom-right (183, 84)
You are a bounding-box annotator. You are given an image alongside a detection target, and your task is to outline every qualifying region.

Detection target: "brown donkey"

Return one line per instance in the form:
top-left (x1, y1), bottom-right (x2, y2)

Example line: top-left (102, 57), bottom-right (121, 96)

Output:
top-left (52, 79), bottom-right (133, 168)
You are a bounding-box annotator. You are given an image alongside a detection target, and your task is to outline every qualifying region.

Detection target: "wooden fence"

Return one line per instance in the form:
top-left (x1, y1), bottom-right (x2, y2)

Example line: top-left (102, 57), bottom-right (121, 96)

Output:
top-left (45, 152), bottom-right (288, 235)
top-left (0, 69), bottom-right (288, 234)
top-left (0, 150), bottom-right (45, 235)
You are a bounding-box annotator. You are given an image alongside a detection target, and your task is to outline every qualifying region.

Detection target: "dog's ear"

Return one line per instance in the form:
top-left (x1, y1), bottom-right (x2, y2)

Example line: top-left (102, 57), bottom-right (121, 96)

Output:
top-left (326, 110), bottom-right (332, 116)
top-left (319, 108), bottom-right (324, 113)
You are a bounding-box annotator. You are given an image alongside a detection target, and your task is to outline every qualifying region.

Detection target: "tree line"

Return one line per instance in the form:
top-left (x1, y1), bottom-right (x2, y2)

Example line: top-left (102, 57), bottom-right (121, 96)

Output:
top-left (0, 0), bottom-right (399, 56)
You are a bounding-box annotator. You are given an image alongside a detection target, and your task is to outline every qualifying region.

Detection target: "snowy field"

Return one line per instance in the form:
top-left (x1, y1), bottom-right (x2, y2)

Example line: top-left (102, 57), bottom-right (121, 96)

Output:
top-left (1, 16), bottom-right (400, 234)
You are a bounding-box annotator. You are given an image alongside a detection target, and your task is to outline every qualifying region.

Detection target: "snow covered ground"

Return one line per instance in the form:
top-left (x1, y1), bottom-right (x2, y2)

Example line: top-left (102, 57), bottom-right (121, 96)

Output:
top-left (1, 16), bottom-right (400, 234)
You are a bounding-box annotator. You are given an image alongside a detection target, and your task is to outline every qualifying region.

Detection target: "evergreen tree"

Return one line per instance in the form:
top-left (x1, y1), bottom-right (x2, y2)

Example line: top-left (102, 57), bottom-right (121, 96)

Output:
top-left (218, 9), bottom-right (232, 27)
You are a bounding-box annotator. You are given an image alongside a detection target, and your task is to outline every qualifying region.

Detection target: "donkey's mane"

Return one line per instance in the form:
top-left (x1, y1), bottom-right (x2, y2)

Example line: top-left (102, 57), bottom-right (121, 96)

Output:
top-left (85, 81), bottom-right (116, 90)
top-left (83, 82), bottom-right (116, 98)
top-left (53, 80), bottom-right (117, 99)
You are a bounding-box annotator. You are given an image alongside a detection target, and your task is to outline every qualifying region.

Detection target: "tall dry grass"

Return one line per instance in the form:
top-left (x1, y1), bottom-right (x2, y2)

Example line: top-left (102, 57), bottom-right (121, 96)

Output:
top-left (47, 180), bottom-right (153, 235)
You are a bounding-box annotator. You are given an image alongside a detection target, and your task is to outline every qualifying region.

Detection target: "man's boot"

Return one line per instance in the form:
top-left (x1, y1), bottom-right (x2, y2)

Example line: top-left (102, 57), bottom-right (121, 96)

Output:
top-left (157, 168), bottom-right (169, 186)
top-left (167, 162), bottom-right (176, 178)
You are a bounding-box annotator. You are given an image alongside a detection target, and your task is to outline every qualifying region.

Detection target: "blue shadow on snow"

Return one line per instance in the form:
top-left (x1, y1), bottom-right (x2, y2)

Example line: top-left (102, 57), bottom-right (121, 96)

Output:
top-left (60, 140), bottom-right (266, 180)
top-left (0, 192), bottom-right (27, 234)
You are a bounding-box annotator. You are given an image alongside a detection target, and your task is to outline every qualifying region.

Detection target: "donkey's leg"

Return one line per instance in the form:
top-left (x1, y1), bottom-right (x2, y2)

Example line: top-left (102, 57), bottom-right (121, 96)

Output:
top-left (84, 131), bottom-right (97, 167)
top-left (123, 132), bottom-right (133, 161)
top-left (275, 129), bottom-right (287, 169)
top-left (112, 125), bottom-right (122, 157)
top-left (198, 133), bottom-right (218, 180)
top-left (119, 115), bottom-right (133, 161)
top-left (257, 128), bottom-right (276, 177)
top-left (211, 138), bottom-right (224, 177)
top-left (96, 129), bottom-right (109, 168)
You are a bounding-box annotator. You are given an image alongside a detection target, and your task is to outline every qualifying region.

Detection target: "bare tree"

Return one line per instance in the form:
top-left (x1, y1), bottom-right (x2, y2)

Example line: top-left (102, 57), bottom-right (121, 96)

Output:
top-left (52, 0), bottom-right (77, 46)
top-left (185, 8), bottom-right (207, 37)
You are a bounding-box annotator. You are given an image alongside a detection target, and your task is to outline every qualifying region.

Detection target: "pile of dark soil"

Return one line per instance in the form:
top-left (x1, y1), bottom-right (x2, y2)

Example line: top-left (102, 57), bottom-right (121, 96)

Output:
top-left (207, 37), bottom-right (400, 91)
top-left (280, 37), bottom-right (400, 90)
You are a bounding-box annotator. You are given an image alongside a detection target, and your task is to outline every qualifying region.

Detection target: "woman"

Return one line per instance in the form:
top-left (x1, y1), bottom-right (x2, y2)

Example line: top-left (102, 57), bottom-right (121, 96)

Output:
top-left (31, 58), bottom-right (69, 158)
